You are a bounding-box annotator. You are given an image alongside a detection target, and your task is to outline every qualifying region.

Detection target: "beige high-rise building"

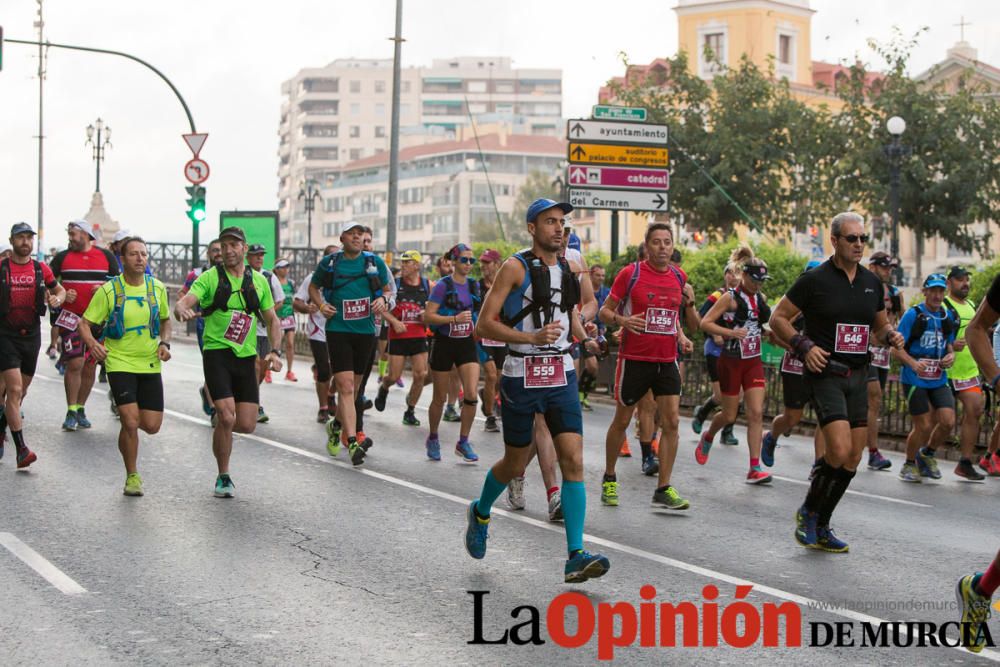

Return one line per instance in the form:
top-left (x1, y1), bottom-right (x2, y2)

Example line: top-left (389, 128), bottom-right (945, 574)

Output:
top-left (278, 57), bottom-right (562, 248)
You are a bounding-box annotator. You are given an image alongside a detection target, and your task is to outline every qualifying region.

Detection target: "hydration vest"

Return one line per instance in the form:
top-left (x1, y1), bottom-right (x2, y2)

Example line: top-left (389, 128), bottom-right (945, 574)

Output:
top-left (501, 250), bottom-right (580, 329)
top-left (104, 275), bottom-right (161, 340)
top-left (440, 275), bottom-right (481, 313)
top-left (316, 251), bottom-right (381, 302)
top-left (0, 259), bottom-right (46, 319)
top-left (395, 276), bottom-right (431, 306)
top-left (723, 286), bottom-right (770, 355)
top-left (616, 260), bottom-right (686, 314)
top-left (201, 264), bottom-right (263, 321)
top-left (903, 303), bottom-right (958, 353)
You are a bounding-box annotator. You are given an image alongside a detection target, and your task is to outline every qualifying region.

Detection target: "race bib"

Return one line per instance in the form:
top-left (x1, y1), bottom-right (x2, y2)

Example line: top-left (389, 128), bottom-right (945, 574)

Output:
top-left (280, 315), bottom-right (296, 329)
top-left (223, 311), bottom-right (253, 345)
top-left (644, 308), bottom-right (678, 335)
top-left (739, 335), bottom-right (761, 359)
top-left (342, 297), bottom-right (370, 321)
top-left (953, 377), bottom-right (981, 392)
top-left (834, 323), bottom-right (869, 354)
top-left (780, 352), bottom-right (804, 375)
top-left (524, 355), bottom-right (567, 388)
top-left (449, 320), bottom-right (473, 338)
top-left (401, 308), bottom-right (423, 323)
top-left (869, 346), bottom-right (890, 369)
top-left (480, 338), bottom-right (505, 348)
top-left (917, 358), bottom-right (942, 381)
top-left (374, 313), bottom-right (383, 328)
top-left (55, 309), bottom-right (81, 332)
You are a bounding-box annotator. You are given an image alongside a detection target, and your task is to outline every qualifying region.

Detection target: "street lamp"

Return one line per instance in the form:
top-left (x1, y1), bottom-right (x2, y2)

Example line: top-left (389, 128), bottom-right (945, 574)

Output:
top-left (298, 178), bottom-right (322, 250)
top-left (85, 117), bottom-right (112, 193)
top-left (884, 115), bottom-right (910, 284)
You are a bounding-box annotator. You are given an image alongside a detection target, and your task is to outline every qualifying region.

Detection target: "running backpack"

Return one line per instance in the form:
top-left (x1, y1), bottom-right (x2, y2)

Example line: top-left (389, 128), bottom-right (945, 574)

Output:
top-left (902, 303), bottom-right (958, 353)
top-left (0, 258), bottom-right (46, 319)
top-left (104, 275), bottom-right (161, 340)
top-left (201, 264), bottom-right (263, 321)
top-left (440, 275), bottom-right (481, 313)
top-left (316, 251), bottom-right (381, 301)
top-left (395, 276), bottom-right (431, 304)
top-left (502, 250), bottom-right (580, 329)
top-left (617, 261), bottom-right (686, 314)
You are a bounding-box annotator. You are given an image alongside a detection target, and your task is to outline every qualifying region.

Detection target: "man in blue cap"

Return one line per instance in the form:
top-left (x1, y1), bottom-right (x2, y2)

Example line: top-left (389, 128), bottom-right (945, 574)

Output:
top-left (464, 197), bottom-right (610, 583)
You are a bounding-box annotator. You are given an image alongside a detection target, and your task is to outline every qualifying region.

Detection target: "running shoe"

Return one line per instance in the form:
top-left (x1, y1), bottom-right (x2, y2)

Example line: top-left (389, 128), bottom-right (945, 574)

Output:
top-left (46, 345), bottom-right (57, 359)
top-left (721, 425), bottom-right (739, 446)
top-left (978, 454), bottom-right (997, 475)
top-left (564, 550), bottom-right (610, 584)
top-left (374, 385), bottom-right (389, 412)
top-left (61, 410), bottom-right (78, 431)
top-left (899, 461), bottom-right (922, 483)
top-left (325, 419), bottom-right (341, 457)
top-left (455, 439), bottom-right (479, 463)
top-left (548, 489), bottom-right (563, 522)
top-left (123, 472), bottom-right (144, 497)
top-left (991, 453), bottom-right (1000, 477)
top-left (484, 415), bottom-right (499, 433)
top-left (356, 430), bottom-right (373, 452)
top-left (815, 526), bottom-right (849, 553)
top-left (916, 448), bottom-right (941, 479)
top-left (867, 449), bottom-right (892, 471)
top-left (691, 415), bottom-right (704, 434)
top-left (443, 404), bottom-right (461, 422)
top-left (199, 385), bottom-right (214, 416)
top-left (402, 409), bottom-right (420, 426)
top-left (348, 441), bottom-right (366, 466)
top-left (641, 454), bottom-right (659, 476)
top-left (285, 371), bottom-right (298, 382)
top-left (651, 437), bottom-right (659, 456)
top-left (425, 435), bottom-right (441, 461)
top-left (55, 360), bottom-right (65, 375)
top-left (109, 389), bottom-right (118, 417)
top-left (955, 459), bottom-right (986, 482)
top-left (956, 574), bottom-right (992, 654)
top-left (98, 366), bottom-right (107, 384)
top-left (651, 486), bottom-right (689, 510)
top-left (694, 432), bottom-right (713, 465)
top-left (75, 408), bottom-right (92, 429)
top-left (16, 447), bottom-right (36, 469)
top-left (619, 439), bottom-right (632, 457)
top-left (464, 501), bottom-right (489, 560)
top-left (257, 406), bottom-right (269, 424)
top-left (794, 506), bottom-right (818, 547)
top-left (601, 479), bottom-right (619, 506)
top-left (395, 377), bottom-right (404, 388)
top-left (264, 369), bottom-right (272, 384)
top-left (761, 431), bottom-right (777, 467)
top-left (580, 394), bottom-right (593, 412)
top-left (362, 397), bottom-right (374, 411)
top-left (506, 476), bottom-right (526, 510)
top-left (214, 474), bottom-right (235, 498)
top-left (316, 408), bottom-right (329, 423)
top-left (746, 466), bottom-right (772, 484)
top-left (211, 412), bottom-right (219, 428)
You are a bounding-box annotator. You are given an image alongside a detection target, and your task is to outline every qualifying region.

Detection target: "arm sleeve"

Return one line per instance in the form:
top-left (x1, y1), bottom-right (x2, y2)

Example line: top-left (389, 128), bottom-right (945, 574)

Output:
top-left (608, 264), bottom-right (635, 302)
top-left (987, 274), bottom-right (1000, 313)
top-left (784, 273), bottom-right (812, 312)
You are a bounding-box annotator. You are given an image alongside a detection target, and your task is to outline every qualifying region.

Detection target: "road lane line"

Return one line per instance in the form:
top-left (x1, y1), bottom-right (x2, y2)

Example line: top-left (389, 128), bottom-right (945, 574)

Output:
top-left (160, 408), bottom-right (995, 660)
top-left (771, 475), bottom-right (933, 508)
top-left (0, 533), bottom-right (87, 595)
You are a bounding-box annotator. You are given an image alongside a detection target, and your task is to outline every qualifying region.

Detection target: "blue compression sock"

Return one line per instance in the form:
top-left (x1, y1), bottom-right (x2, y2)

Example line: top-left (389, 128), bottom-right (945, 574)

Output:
top-left (562, 480), bottom-right (586, 555)
top-left (474, 469), bottom-right (506, 518)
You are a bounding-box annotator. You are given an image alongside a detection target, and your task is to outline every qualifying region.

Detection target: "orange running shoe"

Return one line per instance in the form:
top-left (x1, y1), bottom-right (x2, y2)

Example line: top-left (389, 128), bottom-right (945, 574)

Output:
top-left (619, 439), bottom-right (632, 457)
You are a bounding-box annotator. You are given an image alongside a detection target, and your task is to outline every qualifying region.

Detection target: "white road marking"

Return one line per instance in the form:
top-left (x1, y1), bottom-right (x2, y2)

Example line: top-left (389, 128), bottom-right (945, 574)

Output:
top-left (0, 532), bottom-right (86, 595)
top-left (771, 475), bottom-right (934, 508)
top-left (161, 408), bottom-right (997, 660)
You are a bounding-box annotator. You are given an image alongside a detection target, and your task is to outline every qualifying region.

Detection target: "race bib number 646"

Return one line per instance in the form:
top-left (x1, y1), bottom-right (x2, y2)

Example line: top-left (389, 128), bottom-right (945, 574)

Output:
top-left (834, 323), bottom-right (869, 354)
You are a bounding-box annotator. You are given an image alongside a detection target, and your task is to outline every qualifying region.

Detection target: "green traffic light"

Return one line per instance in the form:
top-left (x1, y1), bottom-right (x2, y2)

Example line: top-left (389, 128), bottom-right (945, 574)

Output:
top-left (185, 185), bottom-right (206, 224)
top-left (192, 206), bottom-right (206, 222)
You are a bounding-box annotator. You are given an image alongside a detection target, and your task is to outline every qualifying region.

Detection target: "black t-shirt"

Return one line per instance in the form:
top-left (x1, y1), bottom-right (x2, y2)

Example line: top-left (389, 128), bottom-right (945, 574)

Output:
top-left (987, 274), bottom-right (1000, 313)
top-left (785, 258), bottom-right (884, 369)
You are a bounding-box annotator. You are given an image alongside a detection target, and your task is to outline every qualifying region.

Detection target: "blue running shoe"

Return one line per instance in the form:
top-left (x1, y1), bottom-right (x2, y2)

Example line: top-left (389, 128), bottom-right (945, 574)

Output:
top-left (565, 550), bottom-right (611, 583)
top-left (464, 501), bottom-right (489, 559)
top-left (425, 435), bottom-right (441, 461)
top-left (691, 415), bottom-right (704, 434)
top-left (762, 431), bottom-right (777, 467)
top-left (199, 385), bottom-right (214, 416)
top-left (816, 526), bottom-right (849, 553)
top-left (456, 439), bottom-right (479, 463)
top-left (641, 454), bottom-right (659, 476)
top-left (61, 410), bottom-right (78, 432)
top-left (916, 448), bottom-right (942, 479)
top-left (75, 408), bottom-right (92, 429)
top-left (795, 506), bottom-right (818, 547)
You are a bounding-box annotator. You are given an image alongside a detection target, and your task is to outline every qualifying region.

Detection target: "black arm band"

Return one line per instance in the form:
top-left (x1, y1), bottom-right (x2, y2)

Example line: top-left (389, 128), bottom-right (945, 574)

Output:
top-left (790, 334), bottom-right (815, 361)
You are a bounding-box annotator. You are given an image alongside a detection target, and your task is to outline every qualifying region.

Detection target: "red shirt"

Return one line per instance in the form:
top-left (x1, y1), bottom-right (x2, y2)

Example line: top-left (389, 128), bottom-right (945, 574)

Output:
top-left (610, 260), bottom-right (686, 362)
top-left (390, 277), bottom-right (432, 340)
top-left (50, 246), bottom-right (119, 315)
top-left (3, 260), bottom-right (57, 332)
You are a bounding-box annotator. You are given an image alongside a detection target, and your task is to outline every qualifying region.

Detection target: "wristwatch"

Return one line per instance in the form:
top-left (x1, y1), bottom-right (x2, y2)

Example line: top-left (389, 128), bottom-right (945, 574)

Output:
top-left (271, 349), bottom-right (282, 358)
top-left (158, 341), bottom-right (171, 349)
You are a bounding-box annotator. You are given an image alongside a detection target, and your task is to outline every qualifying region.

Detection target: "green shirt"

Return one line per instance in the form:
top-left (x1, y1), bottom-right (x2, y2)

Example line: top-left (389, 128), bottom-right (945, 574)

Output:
top-left (190, 267), bottom-right (275, 357)
top-left (310, 252), bottom-right (390, 335)
top-left (83, 276), bottom-right (170, 374)
top-left (277, 280), bottom-right (295, 319)
top-left (946, 296), bottom-right (979, 381)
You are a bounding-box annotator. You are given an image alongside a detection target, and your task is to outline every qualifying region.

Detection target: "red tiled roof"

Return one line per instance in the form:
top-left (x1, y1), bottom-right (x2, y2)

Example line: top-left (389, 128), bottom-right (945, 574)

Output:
top-left (342, 133), bottom-right (567, 171)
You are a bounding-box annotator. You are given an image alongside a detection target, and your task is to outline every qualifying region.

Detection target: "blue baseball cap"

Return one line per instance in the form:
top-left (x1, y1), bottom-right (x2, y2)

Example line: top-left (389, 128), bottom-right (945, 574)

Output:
top-left (923, 273), bottom-right (947, 289)
top-left (568, 232), bottom-right (582, 252)
top-left (805, 259), bottom-right (822, 271)
top-left (526, 198), bottom-right (573, 223)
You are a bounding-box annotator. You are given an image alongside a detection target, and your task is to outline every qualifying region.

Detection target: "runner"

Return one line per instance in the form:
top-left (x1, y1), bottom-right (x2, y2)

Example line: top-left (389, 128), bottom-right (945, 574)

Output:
top-left (863, 251), bottom-right (900, 471)
top-left (79, 237), bottom-right (171, 496)
top-left (272, 257), bottom-right (299, 382)
top-left (599, 222), bottom-right (696, 510)
top-left (49, 219), bottom-right (120, 431)
top-left (895, 273), bottom-right (960, 483)
top-left (956, 549), bottom-right (999, 654)
top-left (465, 197), bottom-right (610, 583)
top-left (173, 226), bottom-right (283, 497)
top-left (696, 245), bottom-right (773, 484)
top-left (179, 238), bottom-right (222, 418)
top-left (293, 244), bottom-right (339, 423)
top-left (308, 222), bottom-right (391, 466)
top-left (0, 223), bottom-right (64, 469)
top-left (938, 266), bottom-right (986, 481)
top-left (434, 254), bottom-right (462, 423)
top-left (374, 249), bottom-right (429, 427)
top-left (247, 244), bottom-right (285, 422)
top-left (476, 248), bottom-right (504, 432)
top-left (424, 243), bottom-right (481, 462)
top-left (579, 264), bottom-right (610, 412)
top-left (691, 266), bottom-right (741, 447)
top-left (984, 326), bottom-right (1000, 475)
top-left (770, 212), bottom-right (903, 552)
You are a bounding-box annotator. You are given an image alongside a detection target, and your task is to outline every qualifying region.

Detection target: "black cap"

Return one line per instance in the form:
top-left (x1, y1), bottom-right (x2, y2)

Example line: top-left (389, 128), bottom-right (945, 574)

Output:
top-left (744, 263), bottom-right (771, 282)
top-left (947, 265), bottom-right (970, 280)
top-left (247, 244), bottom-right (266, 255)
top-left (10, 222), bottom-right (35, 236)
top-left (868, 251), bottom-right (897, 268)
top-left (219, 226), bottom-right (247, 243)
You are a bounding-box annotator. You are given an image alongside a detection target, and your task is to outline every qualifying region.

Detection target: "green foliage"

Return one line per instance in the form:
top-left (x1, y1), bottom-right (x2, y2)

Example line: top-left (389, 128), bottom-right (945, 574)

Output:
top-left (970, 260), bottom-right (1000, 307)
top-left (473, 170), bottom-right (557, 246)
top-left (584, 249), bottom-right (610, 271)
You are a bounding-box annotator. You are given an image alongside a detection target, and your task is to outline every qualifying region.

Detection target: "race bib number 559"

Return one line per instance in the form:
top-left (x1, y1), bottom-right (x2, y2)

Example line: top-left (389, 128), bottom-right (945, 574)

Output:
top-left (524, 356), bottom-right (567, 389)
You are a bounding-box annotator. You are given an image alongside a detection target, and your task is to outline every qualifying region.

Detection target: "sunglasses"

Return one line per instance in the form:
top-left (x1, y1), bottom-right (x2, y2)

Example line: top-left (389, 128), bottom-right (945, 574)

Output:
top-left (457, 257), bottom-right (478, 265)
top-left (837, 234), bottom-right (870, 244)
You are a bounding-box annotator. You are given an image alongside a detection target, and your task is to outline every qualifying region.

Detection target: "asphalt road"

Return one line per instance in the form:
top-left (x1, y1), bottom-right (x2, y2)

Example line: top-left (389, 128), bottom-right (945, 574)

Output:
top-left (2, 336), bottom-right (999, 665)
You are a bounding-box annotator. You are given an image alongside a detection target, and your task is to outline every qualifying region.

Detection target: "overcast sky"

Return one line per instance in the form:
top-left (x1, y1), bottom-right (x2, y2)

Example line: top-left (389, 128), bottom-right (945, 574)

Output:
top-left (1, 0), bottom-right (997, 249)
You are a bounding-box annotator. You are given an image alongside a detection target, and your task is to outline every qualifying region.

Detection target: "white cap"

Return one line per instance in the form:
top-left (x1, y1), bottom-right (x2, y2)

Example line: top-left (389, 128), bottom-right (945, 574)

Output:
top-left (0, 243), bottom-right (12, 254)
top-left (112, 229), bottom-right (132, 243)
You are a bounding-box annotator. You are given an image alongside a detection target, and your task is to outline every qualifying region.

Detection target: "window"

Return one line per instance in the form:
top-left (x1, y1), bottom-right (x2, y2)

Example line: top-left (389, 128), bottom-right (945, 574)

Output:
top-left (350, 80), bottom-right (361, 93)
top-left (350, 103), bottom-right (361, 116)
top-left (303, 124), bottom-right (338, 138)
top-left (303, 78), bottom-right (338, 93)
top-left (401, 81), bottom-right (411, 93)
top-left (704, 33), bottom-right (724, 60)
top-left (399, 214), bottom-right (427, 230)
top-left (323, 222), bottom-right (338, 236)
top-left (349, 148), bottom-right (362, 161)
top-left (776, 30), bottom-right (796, 80)
top-left (302, 147), bottom-right (338, 161)
top-left (779, 34), bottom-right (792, 65)
top-left (324, 197), bottom-right (343, 213)
top-left (494, 80), bottom-right (514, 94)
top-left (375, 103), bottom-right (386, 117)
top-left (375, 126), bottom-right (386, 138)
top-left (349, 126), bottom-right (361, 138)
top-left (472, 182), bottom-right (492, 205)
top-left (432, 183), bottom-right (457, 206)
top-left (433, 212), bottom-right (457, 233)
top-left (698, 26), bottom-right (728, 78)
top-left (375, 80), bottom-right (386, 93)
top-left (400, 187), bottom-right (425, 204)
top-left (400, 103), bottom-right (412, 117)
top-left (468, 81), bottom-right (487, 93)
top-left (468, 103), bottom-right (487, 114)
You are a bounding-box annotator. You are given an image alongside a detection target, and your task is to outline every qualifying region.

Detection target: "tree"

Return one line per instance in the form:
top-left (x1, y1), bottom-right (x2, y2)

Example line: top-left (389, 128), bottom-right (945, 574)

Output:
top-left (472, 170), bottom-right (557, 246)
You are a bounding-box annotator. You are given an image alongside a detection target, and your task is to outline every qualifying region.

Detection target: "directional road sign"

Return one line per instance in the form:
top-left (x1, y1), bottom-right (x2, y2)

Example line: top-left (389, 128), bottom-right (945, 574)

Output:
top-left (566, 119), bottom-right (667, 146)
top-left (184, 158), bottom-right (210, 184)
top-left (566, 165), bottom-right (669, 191)
top-left (568, 143), bottom-right (668, 168)
top-left (592, 105), bottom-right (647, 122)
top-left (569, 188), bottom-right (667, 213)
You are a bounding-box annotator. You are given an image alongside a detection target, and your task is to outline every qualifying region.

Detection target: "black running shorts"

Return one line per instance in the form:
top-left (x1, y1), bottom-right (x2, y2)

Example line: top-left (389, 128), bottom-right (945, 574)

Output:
top-left (804, 367), bottom-right (868, 428)
top-left (327, 331), bottom-right (375, 375)
top-left (309, 338), bottom-right (331, 383)
top-left (203, 348), bottom-right (259, 404)
top-left (0, 330), bottom-right (41, 377)
top-left (430, 334), bottom-right (478, 372)
top-left (613, 357), bottom-right (681, 406)
top-left (107, 372), bottom-right (164, 411)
